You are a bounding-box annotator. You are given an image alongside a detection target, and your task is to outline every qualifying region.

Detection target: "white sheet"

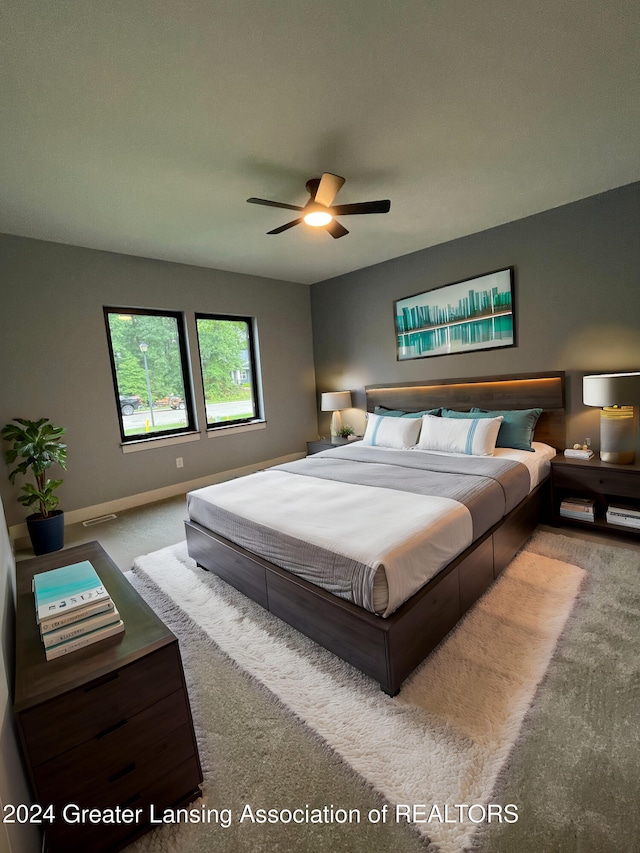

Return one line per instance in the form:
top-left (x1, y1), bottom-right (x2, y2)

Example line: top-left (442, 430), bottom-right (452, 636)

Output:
top-left (409, 440), bottom-right (556, 490)
top-left (491, 441), bottom-right (556, 489)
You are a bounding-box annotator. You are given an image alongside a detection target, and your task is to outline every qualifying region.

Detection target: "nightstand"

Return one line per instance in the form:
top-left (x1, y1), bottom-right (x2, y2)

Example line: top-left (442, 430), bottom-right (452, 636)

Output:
top-left (306, 437), bottom-right (358, 455)
top-left (14, 541), bottom-right (202, 853)
top-left (550, 454), bottom-right (640, 537)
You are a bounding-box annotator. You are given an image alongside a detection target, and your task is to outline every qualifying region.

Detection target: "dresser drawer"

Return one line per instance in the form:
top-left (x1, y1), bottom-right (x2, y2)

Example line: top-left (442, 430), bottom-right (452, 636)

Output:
top-left (553, 466), bottom-right (639, 499)
top-left (47, 754), bottom-right (202, 853)
top-left (41, 722), bottom-right (196, 810)
top-left (21, 643), bottom-right (183, 764)
top-left (34, 688), bottom-right (192, 799)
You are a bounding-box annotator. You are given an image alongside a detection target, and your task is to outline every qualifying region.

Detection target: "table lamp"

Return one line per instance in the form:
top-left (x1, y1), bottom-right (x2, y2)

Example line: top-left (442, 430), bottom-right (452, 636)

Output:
top-left (321, 391), bottom-right (352, 437)
top-left (583, 372), bottom-right (640, 463)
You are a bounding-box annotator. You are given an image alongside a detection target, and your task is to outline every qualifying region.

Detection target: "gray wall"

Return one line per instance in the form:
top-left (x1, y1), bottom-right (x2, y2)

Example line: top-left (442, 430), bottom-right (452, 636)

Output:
top-left (0, 235), bottom-right (317, 527)
top-left (3, 182), bottom-right (639, 530)
top-left (311, 182), bottom-right (640, 449)
top-left (0, 499), bottom-right (40, 853)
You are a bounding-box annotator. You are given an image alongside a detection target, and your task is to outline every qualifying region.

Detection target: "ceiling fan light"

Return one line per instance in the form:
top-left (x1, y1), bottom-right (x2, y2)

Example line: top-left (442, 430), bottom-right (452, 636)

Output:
top-left (303, 211), bottom-right (333, 227)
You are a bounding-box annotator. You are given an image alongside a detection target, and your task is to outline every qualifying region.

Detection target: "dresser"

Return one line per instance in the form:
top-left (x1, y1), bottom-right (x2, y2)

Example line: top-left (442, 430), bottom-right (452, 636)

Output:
top-left (14, 541), bottom-right (202, 853)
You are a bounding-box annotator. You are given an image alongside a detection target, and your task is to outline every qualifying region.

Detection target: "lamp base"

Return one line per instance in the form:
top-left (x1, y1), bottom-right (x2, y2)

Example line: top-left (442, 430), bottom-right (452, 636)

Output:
top-left (330, 411), bottom-right (343, 437)
top-left (600, 449), bottom-right (635, 464)
top-left (599, 406), bottom-right (636, 465)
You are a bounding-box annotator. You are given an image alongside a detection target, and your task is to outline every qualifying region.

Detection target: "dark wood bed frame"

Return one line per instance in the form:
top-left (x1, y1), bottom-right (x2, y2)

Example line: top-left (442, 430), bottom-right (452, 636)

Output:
top-left (185, 371), bottom-right (565, 696)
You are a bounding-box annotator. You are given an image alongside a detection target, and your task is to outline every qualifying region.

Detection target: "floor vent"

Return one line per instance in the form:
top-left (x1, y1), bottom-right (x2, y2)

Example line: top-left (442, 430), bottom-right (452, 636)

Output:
top-left (82, 514), bottom-right (117, 527)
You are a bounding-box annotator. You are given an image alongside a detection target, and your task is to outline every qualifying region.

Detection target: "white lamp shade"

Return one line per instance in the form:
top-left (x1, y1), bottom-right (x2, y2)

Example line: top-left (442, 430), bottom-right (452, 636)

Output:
top-left (583, 372), bottom-right (640, 407)
top-left (321, 391), bottom-right (352, 411)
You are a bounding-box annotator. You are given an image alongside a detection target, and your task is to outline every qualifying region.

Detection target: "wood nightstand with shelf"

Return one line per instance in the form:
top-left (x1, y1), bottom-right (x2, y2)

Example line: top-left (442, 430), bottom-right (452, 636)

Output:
top-left (550, 455), bottom-right (640, 537)
top-left (14, 541), bottom-right (202, 853)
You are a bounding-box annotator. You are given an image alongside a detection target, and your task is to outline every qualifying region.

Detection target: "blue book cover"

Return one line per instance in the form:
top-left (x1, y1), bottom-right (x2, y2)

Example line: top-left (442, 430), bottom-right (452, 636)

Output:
top-left (33, 560), bottom-right (111, 622)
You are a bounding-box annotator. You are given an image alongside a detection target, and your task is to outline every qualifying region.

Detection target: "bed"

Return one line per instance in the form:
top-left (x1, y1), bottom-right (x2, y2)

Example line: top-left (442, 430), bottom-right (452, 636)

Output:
top-left (185, 371), bottom-right (565, 695)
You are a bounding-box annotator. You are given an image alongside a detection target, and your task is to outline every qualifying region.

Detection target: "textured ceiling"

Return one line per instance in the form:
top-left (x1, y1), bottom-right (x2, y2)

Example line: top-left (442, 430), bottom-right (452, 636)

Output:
top-left (1, 1), bottom-right (639, 284)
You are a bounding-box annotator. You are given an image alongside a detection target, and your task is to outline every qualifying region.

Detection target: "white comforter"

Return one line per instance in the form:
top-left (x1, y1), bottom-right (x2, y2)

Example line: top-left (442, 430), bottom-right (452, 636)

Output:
top-left (189, 471), bottom-right (472, 616)
top-left (187, 442), bottom-right (555, 616)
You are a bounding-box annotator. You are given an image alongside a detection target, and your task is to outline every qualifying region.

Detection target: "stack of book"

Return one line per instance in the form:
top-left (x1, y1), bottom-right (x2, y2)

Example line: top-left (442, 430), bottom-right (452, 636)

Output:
top-left (559, 497), bottom-right (595, 522)
top-left (33, 560), bottom-right (124, 660)
top-left (606, 504), bottom-right (640, 529)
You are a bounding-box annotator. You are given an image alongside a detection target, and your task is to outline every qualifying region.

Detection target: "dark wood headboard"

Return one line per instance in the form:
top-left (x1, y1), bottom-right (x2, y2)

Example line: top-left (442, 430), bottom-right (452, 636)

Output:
top-left (365, 371), bottom-right (566, 450)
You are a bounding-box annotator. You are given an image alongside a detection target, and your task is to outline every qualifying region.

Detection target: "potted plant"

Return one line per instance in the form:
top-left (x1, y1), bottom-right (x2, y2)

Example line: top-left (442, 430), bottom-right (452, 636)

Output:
top-left (1, 417), bottom-right (67, 555)
top-left (338, 424), bottom-right (356, 439)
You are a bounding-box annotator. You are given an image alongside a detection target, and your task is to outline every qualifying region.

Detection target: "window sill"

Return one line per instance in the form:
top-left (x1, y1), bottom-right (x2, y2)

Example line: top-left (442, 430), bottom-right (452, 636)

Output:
top-left (121, 431), bottom-right (202, 453)
top-left (207, 420), bottom-right (266, 438)
top-left (120, 420), bottom-right (266, 451)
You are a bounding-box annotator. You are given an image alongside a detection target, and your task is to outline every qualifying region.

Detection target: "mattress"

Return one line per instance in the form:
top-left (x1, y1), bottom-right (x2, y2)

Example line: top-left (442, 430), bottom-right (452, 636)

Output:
top-left (186, 442), bottom-right (554, 617)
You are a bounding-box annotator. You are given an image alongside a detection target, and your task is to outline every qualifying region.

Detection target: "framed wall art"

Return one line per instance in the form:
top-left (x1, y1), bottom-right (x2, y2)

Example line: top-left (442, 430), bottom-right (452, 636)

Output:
top-left (394, 267), bottom-right (515, 361)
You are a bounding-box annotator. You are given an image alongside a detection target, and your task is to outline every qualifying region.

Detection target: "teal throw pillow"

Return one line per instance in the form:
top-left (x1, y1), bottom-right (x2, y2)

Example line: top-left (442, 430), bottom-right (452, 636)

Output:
top-left (374, 406), bottom-right (441, 418)
top-left (441, 407), bottom-right (542, 451)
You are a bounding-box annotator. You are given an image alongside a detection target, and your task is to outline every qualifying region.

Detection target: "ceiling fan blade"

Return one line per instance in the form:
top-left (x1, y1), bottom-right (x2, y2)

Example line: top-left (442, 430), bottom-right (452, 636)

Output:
top-left (325, 219), bottom-right (349, 239)
top-left (247, 197), bottom-right (304, 212)
top-left (267, 218), bottom-right (303, 235)
top-left (331, 199), bottom-right (391, 216)
top-left (314, 173), bottom-right (346, 207)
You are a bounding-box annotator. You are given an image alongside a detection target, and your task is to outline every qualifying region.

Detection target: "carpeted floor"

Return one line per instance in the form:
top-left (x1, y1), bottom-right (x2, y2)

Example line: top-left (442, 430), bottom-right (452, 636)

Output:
top-left (15, 497), bottom-right (639, 852)
top-left (118, 528), bottom-right (637, 853)
top-left (477, 531), bottom-right (640, 853)
top-left (13, 494), bottom-right (189, 568)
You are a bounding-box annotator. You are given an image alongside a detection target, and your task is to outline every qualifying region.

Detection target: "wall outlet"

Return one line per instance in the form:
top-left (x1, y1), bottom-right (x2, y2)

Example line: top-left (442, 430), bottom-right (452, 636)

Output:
top-left (176, 457), bottom-right (184, 469)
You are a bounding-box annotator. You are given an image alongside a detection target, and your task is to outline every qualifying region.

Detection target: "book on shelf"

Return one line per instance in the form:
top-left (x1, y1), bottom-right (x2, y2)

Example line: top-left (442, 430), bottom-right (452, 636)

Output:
top-left (563, 448), bottom-right (594, 460)
top-left (560, 497), bottom-right (595, 521)
top-left (606, 512), bottom-right (640, 529)
top-left (560, 510), bottom-right (595, 522)
top-left (560, 497), bottom-right (595, 513)
top-left (39, 598), bottom-right (116, 634)
top-left (33, 560), bottom-right (111, 624)
top-left (607, 503), bottom-right (640, 519)
top-left (44, 619), bottom-right (125, 661)
top-left (41, 606), bottom-right (121, 648)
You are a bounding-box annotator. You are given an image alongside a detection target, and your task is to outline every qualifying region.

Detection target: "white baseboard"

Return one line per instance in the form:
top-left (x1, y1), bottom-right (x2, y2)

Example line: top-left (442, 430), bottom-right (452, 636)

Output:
top-left (9, 451), bottom-right (305, 542)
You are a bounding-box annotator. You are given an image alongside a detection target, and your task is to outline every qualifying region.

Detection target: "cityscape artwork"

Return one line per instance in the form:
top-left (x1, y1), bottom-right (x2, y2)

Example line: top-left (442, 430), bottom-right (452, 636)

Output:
top-left (394, 267), bottom-right (515, 361)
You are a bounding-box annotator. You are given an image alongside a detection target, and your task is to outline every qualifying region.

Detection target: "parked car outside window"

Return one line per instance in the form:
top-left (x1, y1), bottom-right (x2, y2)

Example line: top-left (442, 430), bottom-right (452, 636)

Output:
top-left (119, 394), bottom-right (142, 416)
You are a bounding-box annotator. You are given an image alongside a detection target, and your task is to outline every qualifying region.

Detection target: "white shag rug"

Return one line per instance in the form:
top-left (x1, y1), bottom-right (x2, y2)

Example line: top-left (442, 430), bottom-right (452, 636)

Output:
top-left (131, 541), bottom-right (584, 853)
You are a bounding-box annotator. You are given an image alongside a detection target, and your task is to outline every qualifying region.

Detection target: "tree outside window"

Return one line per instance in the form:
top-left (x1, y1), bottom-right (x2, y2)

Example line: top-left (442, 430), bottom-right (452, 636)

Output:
top-left (104, 308), bottom-right (194, 441)
top-left (195, 314), bottom-right (260, 427)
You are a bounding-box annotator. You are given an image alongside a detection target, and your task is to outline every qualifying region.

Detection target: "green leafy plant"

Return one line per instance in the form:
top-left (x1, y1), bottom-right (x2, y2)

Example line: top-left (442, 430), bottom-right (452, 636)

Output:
top-left (338, 424), bottom-right (355, 438)
top-left (1, 418), bottom-right (67, 518)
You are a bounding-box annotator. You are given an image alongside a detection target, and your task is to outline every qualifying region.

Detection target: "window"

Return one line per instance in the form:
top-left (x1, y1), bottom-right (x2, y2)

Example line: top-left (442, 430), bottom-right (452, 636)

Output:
top-left (195, 314), bottom-right (261, 428)
top-left (104, 308), bottom-right (195, 442)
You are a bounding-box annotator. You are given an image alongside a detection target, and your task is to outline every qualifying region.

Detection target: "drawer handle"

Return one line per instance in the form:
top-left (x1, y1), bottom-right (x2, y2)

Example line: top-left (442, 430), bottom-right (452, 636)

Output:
top-left (108, 762), bottom-right (136, 784)
top-left (96, 719), bottom-right (128, 739)
top-left (84, 672), bottom-right (119, 692)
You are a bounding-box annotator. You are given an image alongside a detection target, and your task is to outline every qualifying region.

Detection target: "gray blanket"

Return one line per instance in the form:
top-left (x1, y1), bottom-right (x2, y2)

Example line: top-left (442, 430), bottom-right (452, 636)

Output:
top-left (275, 445), bottom-right (530, 540)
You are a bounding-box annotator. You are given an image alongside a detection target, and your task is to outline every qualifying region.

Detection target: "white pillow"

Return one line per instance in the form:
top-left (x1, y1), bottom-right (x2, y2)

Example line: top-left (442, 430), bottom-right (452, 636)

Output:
top-left (417, 413), bottom-right (503, 456)
top-left (361, 412), bottom-right (422, 449)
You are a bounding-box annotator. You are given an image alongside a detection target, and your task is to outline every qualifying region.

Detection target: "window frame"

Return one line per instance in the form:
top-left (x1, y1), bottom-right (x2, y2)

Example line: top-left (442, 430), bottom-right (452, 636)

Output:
top-left (103, 306), bottom-right (196, 444)
top-left (194, 312), bottom-right (262, 431)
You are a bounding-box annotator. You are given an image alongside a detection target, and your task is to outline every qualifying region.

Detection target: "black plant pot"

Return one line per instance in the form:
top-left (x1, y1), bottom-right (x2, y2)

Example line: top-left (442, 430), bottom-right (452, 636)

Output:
top-left (26, 510), bottom-right (65, 555)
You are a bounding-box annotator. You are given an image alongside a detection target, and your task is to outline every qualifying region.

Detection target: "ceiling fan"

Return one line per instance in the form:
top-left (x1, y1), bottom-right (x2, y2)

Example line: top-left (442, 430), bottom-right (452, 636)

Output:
top-left (246, 172), bottom-right (391, 239)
